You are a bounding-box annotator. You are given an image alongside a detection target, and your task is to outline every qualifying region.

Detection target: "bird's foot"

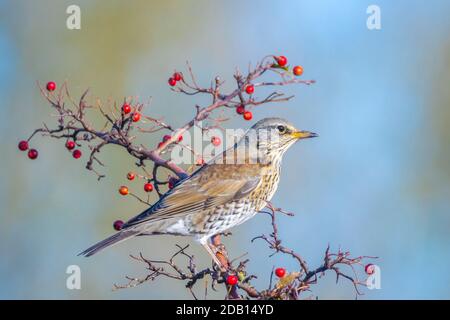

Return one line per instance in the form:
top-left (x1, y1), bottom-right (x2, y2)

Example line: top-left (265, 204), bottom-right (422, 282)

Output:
top-left (201, 241), bottom-right (229, 272)
top-left (210, 243), bottom-right (230, 272)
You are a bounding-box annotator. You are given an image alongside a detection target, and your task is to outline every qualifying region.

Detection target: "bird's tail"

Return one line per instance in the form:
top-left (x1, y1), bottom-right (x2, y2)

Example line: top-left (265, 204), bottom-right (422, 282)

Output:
top-left (78, 230), bottom-right (140, 257)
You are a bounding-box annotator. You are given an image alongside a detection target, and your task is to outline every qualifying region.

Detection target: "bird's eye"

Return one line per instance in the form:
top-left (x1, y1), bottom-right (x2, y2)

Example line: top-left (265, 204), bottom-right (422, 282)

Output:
top-left (277, 125), bottom-right (286, 133)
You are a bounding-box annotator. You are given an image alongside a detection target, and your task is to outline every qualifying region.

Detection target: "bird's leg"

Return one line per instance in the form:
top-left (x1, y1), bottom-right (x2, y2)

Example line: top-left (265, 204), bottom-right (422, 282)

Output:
top-left (210, 234), bottom-right (230, 268)
top-left (202, 242), bottom-right (226, 271)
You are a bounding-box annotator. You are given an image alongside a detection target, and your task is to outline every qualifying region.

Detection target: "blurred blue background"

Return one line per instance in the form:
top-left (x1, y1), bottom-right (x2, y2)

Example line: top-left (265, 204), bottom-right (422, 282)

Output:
top-left (1, 0), bottom-right (449, 299)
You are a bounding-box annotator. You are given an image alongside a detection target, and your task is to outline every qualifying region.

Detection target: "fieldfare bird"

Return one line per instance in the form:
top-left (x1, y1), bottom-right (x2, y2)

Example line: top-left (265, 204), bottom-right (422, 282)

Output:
top-left (80, 118), bottom-right (317, 267)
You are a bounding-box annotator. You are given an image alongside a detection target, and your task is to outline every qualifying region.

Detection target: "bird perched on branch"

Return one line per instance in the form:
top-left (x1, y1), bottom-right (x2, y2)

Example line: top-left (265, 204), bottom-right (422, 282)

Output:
top-left (79, 118), bottom-right (317, 268)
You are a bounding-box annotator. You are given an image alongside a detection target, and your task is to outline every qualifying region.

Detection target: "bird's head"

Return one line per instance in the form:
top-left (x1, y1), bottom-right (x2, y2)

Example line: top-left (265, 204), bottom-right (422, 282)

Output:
top-left (244, 117), bottom-right (318, 162)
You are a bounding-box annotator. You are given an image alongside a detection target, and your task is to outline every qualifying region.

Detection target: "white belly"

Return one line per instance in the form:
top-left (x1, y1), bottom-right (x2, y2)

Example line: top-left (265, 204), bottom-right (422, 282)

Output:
top-left (164, 219), bottom-right (191, 235)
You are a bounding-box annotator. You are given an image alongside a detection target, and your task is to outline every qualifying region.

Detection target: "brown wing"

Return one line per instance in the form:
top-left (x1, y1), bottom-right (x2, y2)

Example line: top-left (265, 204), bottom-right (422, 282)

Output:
top-left (122, 164), bottom-right (263, 228)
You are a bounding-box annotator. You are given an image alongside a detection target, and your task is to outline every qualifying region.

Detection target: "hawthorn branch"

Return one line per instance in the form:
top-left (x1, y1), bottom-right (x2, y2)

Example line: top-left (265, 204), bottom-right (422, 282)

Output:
top-left (115, 205), bottom-right (376, 300)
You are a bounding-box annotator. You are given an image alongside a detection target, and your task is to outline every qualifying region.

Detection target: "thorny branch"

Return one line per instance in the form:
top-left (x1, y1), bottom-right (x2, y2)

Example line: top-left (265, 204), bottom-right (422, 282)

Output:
top-left (114, 205), bottom-right (377, 300)
top-left (28, 55), bottom-right (313, 187)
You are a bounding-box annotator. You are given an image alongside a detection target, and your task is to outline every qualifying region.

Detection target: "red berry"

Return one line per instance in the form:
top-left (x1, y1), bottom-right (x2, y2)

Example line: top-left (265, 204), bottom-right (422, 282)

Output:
top-left (18, 140), bottom-right (29, 151)
top-left (226, 275), bottom-right (238, 286)
top-left (28, 148), bottom-right (38, 160)
top-left (365, 264), bottom-right (375, 275)
top-left (72, 149), bottom-right (82, 159)
top-left (275, 267), bottom-right (286, 278)
top-left (211, 136), bottom-right (221, 146)
top-left (158, 141), bottom-right (169, 149)
top-left (243, 111), bottom-right (253, 121)
top-left (132, 112), bottom-right (141, 122)
top-left (236, 105), bottom-right (245, 115)
top-left (65, 140), bottom-right (75, 150)
top-left (177, 135), bottom-right (183, 142)
top-left (293, 65), bottom-right (303, 76)
top-left (144, 183), bottom-right (154, 192)
top-left (196, 157), bottom-right (205, 166)
top-left (168, 177), bottom-right (178, 189)
top-left (113, 220), bottom-right (124, 231)
top-left (127, 172), bottom-right (135, 180)
top-left (122, 103), bottom-right (132, 114)
top-left (119, 186), bottom-right (129, 196)
top-left (245, 84), bottom-right (254, 95)
top-left (46, 81), bottom-right (56, 91)
top-left (275, 55), bottom-right (288, 67)
top-left (163, 135), bottom-right (172, 142)
top-left (173, 72), bottom-right (182, 82)
top-left (168, 77), bottom-right (177, 86)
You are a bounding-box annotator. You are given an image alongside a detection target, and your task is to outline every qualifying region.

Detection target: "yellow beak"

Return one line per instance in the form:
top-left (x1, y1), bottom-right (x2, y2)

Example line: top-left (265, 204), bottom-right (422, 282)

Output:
top-left (291, 130), bottom-right (319, 139)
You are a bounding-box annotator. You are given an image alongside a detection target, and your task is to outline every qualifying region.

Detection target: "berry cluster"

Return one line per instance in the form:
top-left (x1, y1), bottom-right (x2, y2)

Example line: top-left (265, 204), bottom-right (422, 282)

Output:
top-left (65, 139), bottom-right (83, 159)
top-left (114, 129), bottom-right (186, 230)
top-left (273, 55), bottom-right (303, 75)
top-left (18, 82), bottom-right (86, 161)
top-left (121, 102), bottom-right (141, 123)
top-left (17, 140), bottom-right (38, 160)
top-left (168, 72), bottom-right (183, 87)
top-left (234, 55), bottom-right (304, 122)
top-left (115, 171), bottom-right (159, 229)
top-left (119, 172), bottom-right (154, 196)
top-left (235, 105), bottom-right (253, 121)
top-left (64, 138), bottom-right (83, 159)
top-left (19, 139), bottom-right (83, 161)
top-left (17, 81), bottom-right (64, 160)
